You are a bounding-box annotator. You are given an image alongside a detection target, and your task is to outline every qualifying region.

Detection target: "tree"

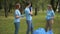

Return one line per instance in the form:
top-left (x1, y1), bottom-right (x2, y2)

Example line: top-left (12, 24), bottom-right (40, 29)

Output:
top-left (0, 0), bottom-right (2, 9)
top-left (32, 0), bottom-right (39, 16)
top-left (8, 0), bottom-right (13, 13)
top-left (58, 0), bottom-right (60, 12)
top-left (50, 0), bottom-right (58, 12)
top-left (4, 0), bottom-right (9, 17)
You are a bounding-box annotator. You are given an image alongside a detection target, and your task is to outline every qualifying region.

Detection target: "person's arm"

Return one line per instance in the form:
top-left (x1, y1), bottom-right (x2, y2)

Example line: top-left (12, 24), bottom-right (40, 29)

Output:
top-left (26, 9), bottom-right (33, 16)
top-left (30, 7), bottom-right (33, 16)
top-left (29, 7), bottom-right (33, 16)
top-left (15, 10), bottom-right (20, 18)
top-left (51, 10), bottom-right (55, 24)
top-left (29, 11), bottom-right (33, 16)
top-left (51, 10), bottom-right (55, 19)
top-left (16, 15), bottom-right (20, 18)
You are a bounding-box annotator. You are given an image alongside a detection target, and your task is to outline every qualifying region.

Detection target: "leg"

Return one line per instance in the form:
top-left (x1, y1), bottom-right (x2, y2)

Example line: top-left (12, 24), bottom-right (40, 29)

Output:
top-left (49, 20), bottom-right (53, 30)
top-left (49, 20), bottom-right (53, 34)
top-left (14, 22), bottom-right (20, 34)
top-left (30, 20), bottom-right (33, 34)
top-left (31, 23), bottom-right (33, 34)
top-left (26, 20), bottom-right (31, 34)
top-left (45, 20), bottom-right (49, 32)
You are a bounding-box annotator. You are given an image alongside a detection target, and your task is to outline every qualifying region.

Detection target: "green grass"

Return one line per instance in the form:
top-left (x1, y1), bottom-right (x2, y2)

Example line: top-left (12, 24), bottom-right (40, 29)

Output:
top-left (0, 11), bottom-right (60, 34)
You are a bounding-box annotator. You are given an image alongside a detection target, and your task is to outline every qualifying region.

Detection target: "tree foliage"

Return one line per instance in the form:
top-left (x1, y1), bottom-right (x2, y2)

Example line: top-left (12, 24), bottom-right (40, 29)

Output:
top-left (0, 0), bottom-right (59, 17)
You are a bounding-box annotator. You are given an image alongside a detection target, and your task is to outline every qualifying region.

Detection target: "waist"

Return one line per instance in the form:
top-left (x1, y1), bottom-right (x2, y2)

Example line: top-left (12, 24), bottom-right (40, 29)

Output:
top-left (14, 22), bottom-right (20, 23)
top-left (26, 17), bottom-right (32, 20)
top-left (14, 18), bottom-right (20, 22)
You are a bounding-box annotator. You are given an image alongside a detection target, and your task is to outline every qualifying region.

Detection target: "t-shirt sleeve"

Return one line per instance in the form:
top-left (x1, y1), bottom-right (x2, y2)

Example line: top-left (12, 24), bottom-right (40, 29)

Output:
top-left (52, 10), bottom-right (55, 16)
top-left (15, 10), bottom-right (21, 16)
top-left (15, 10), bottom-right (18, 16)
top-left (19, 11), bottom-right (21, 16)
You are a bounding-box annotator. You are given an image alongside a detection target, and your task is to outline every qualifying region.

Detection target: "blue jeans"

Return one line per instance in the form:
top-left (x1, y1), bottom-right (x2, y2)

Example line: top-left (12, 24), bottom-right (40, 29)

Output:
top-left (14, 22), bottom-right (20, 34)
top-left (26, 20), bottom-right (33, 34)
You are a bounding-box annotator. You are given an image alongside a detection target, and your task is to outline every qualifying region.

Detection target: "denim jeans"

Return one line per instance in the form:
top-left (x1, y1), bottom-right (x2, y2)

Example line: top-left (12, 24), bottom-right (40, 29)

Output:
top-left (26, 20), bottom-right (33, 34)
top-left (14, 22), bottom-right (20, 34)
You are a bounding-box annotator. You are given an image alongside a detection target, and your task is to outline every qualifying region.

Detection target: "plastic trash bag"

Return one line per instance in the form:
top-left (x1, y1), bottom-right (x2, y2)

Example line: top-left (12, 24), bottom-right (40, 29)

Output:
top-left (47, 30), bottom-right (53, 34)
top-left (33, 28), bottom-right (46, 34)
top-left (33, 28), bottom-right (53, 34)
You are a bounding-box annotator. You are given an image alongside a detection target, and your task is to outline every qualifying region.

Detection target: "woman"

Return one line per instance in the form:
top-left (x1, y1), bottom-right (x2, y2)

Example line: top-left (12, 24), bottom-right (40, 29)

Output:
top-left (14, 3), bottom-right (21, 34)
top-left (45, 5), bottom-right (55, 33)
top-left (25, 2), bottom-right (33, 34)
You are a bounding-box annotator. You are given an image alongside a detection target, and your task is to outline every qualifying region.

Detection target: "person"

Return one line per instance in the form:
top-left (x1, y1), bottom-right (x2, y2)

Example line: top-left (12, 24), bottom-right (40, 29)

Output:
top-left (14, 3), bottom-right (21, 34)
top-left (25, 2), bottom-right (33, 34)
top-left (45, 5), bottom-right (55, 33)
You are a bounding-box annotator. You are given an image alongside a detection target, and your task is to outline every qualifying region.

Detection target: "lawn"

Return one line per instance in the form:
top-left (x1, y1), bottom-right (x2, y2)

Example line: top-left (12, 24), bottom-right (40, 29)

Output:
top-left (0, 10), bottom-right (60, 34)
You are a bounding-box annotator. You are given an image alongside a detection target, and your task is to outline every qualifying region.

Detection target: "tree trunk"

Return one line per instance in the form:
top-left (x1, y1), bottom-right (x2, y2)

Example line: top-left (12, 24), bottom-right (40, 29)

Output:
top-left (34, 0), bottom-right (38, 16)
top-left (0, 2), bottom-right (2, 9)
top-left (50, 0), bottom-right (56, 12)
top-left (58, 0), bottom-right (60, 12)
top-left (35, 7), bottom-right (38, 16)
top-left (4, 0), bottom-right (8, 17)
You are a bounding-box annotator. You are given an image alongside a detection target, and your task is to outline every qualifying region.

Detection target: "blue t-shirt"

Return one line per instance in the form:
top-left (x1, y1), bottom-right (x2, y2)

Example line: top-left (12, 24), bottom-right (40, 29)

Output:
top-left (46, 10), bottom-right (55, 20)
top-left (14, 9), bottom-right (21, 23)
top-left (25, 7), bottom-right (32, 21)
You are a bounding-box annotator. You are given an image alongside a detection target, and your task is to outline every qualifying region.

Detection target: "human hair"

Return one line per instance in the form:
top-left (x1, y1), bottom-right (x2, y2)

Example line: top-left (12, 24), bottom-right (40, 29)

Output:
top-left (25, 1), bottom-right (31, 7)
top-left (15, 3), bottom-right (20, 9)
top-left (47, 4), bottom-right (52, 10)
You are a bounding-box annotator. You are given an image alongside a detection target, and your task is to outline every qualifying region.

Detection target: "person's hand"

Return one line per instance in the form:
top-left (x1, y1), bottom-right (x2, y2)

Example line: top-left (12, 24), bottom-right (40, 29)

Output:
top-left (30, 11), bottom-right (32, 14)
top-left (30, 11), bottom-right (33, 16)
top-left (16, 15), bottom-right (20, 18)
top-left (31, 14), bottom-right (33, 16)
top-left (51, 17), bottom-right (54, 19)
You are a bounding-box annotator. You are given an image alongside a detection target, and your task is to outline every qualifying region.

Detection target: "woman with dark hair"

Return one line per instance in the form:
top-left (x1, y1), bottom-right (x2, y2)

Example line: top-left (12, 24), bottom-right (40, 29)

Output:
top-left (25, 2), bottom-right (33, 34)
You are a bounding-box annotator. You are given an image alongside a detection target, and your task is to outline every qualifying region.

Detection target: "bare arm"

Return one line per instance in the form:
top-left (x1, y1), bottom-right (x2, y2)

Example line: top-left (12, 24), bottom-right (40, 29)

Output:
top-left (16, 15), bottom-right (20, 18)
top-left (30, 11), bottom-right (33, 16)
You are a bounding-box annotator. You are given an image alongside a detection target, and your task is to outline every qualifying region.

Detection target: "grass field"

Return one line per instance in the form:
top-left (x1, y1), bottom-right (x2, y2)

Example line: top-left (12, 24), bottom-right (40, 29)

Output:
top-left (0, 10), bottom-right (60, 34)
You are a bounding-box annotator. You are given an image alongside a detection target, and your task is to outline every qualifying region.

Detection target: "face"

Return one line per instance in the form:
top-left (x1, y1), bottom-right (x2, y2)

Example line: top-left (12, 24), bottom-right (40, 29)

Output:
top-left (47, 5), bottom-right (52, 10)
top-left (16, 3), bottom-right (21, 9)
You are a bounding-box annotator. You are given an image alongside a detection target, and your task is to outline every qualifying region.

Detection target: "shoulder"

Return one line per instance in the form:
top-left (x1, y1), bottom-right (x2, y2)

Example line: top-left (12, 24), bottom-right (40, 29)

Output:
top-left (25, 8), bottom-right (28, 10)
top-left (15, 9), bottom-right (19, 12)
top-left (15, 9), bottom-right (20, 13)
top-left (25, 8), bottom-right (29, 11)
top-left (51, 10), bottom-right (54, 13)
